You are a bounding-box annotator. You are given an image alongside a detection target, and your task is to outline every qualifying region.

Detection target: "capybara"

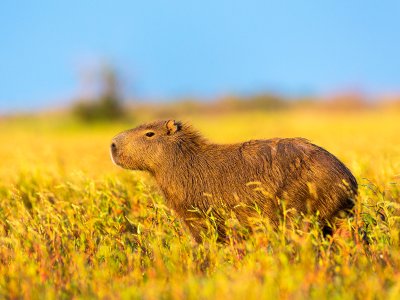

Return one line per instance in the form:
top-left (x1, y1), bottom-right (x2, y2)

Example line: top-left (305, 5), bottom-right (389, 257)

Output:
top-left (111, 120), bottom-right (357, 241)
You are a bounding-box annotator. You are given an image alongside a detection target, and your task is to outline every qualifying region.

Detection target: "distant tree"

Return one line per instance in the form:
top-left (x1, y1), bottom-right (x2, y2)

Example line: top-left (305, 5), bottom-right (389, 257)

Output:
top-left (73, 64), bottom-right (126, 122)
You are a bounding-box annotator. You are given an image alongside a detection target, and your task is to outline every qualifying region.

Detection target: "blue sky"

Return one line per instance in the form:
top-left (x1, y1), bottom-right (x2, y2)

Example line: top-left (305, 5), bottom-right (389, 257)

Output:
top-left (1, 1), bottom-right (399, 112)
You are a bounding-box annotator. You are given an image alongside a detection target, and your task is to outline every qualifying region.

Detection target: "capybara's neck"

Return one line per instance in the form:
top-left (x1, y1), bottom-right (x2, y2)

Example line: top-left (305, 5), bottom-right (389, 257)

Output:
top-left (153, 138), bottom-right (239, 211)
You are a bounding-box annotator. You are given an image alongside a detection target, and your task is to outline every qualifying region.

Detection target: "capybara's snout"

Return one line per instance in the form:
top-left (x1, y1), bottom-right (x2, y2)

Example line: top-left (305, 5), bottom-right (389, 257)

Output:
top-left (110, 135), bottom-right (123, 165)
top-left (110, 141), bottom-right (117, 154)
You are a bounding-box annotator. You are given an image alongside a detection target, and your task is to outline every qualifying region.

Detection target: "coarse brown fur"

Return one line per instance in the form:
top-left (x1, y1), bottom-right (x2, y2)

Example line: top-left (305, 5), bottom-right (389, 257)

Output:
top-left (111, 120), bottom-right (358, 241)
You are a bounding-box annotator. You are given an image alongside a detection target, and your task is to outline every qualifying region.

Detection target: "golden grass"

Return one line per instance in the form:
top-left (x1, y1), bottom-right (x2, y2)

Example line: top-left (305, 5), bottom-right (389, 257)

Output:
top-left (0, 110), bottom-right (399, 299)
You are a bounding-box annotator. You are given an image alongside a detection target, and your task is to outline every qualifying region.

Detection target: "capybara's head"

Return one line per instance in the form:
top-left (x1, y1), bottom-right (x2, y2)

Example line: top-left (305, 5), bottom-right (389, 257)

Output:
top-left (111, 120), bottom-right (183, 171)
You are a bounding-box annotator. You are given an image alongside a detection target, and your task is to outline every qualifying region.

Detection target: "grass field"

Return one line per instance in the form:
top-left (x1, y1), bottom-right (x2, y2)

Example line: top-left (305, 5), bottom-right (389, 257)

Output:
top-left (1, 110), bottom-right (400, 299)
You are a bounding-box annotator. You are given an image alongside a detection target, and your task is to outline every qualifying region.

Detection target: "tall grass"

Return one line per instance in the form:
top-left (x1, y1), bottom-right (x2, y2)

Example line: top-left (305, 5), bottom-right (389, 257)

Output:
top-left (0, 111), bottom-right (399, 299)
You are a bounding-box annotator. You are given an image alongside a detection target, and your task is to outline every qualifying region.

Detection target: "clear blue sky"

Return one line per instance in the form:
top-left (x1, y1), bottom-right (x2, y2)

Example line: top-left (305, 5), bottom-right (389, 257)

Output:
top-left (1, 1), bottom-right (399, 112)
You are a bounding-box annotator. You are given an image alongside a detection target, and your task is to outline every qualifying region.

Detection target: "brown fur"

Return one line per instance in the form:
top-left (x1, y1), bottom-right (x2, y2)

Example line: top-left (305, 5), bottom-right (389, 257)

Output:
top-left (111, 120), bottom-right (357, 241)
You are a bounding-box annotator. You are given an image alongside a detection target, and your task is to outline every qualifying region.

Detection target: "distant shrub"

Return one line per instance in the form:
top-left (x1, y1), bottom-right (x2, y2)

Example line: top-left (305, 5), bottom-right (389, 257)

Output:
top-left (73, 96), bottom-right (125, 122)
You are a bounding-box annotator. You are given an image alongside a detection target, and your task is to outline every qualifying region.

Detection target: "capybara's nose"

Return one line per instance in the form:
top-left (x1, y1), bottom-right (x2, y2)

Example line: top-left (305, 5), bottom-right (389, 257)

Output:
top-left (111, 142), bottom-right (117, 153)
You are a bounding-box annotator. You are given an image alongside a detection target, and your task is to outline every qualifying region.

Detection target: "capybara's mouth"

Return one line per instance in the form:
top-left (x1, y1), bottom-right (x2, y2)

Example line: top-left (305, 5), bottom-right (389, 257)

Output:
top-left (110, 149), bottom-right (119, 166)
top-left (110, 151), bottom-right (132, 169)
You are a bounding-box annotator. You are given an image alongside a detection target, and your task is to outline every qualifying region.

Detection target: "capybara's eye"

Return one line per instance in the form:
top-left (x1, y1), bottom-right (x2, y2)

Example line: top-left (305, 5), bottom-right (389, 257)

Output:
top-left (145, 132), bottom-right (155, 137)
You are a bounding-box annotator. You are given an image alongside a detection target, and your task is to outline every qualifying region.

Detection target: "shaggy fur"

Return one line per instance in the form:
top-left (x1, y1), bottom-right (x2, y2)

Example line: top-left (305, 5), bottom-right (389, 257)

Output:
top-left (111, 120), bottom-right (358, 241)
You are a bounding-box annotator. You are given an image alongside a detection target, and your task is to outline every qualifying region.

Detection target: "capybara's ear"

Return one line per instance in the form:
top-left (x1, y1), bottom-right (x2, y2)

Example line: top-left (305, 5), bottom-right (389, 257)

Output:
top-left (166, 120), bottom-right (182, 135)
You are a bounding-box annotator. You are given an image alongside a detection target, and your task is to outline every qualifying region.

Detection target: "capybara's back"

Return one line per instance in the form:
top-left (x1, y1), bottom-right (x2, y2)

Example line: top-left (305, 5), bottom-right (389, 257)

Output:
top-left (239, 138), bottom-right (357, 224)
top-left (111, 120), bottom-right (358, 240)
